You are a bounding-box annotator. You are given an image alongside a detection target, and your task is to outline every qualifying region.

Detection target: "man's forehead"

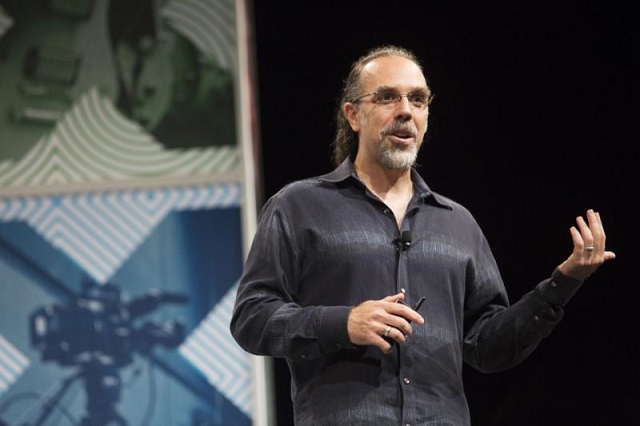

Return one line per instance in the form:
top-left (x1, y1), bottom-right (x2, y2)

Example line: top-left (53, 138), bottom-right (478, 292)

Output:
top-left (361, 56), bottom-right (427, 89)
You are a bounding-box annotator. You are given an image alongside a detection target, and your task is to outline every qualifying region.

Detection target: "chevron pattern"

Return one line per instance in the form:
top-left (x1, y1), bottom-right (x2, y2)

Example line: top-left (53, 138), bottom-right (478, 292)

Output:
top-left (0, 334), bottom-right (29, 397)
top-left (179, 281), bottom-right (253, 416)
top-left (0, 183), bottom-right (242, 283)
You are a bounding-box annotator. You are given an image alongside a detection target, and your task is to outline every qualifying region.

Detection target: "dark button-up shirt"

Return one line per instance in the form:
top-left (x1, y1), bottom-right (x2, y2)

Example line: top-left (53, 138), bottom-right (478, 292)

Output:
top-left (230, 158), bottom-right (582, 425)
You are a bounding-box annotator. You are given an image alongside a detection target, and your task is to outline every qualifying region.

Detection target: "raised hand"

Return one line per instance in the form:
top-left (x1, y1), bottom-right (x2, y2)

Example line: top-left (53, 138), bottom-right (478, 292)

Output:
top-left (558, 209), bottom-right (616, 280)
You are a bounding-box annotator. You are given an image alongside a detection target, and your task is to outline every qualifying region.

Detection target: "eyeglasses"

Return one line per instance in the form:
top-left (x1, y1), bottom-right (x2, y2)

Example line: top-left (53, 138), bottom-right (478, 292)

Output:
top-left (353, 88), bottom-right (433, 109)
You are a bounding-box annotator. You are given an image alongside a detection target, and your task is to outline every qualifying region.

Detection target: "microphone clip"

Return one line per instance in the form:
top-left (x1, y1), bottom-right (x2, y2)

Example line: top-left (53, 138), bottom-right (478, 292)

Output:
top-left (393, 230), bottom-right (412, 251)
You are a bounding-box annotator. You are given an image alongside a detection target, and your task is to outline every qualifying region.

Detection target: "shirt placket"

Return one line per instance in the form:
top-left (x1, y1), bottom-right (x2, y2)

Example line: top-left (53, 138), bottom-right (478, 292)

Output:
top-left (377, 189), bottom-right (421, 425)
top-left (397, 206), bottom-right (419, 426)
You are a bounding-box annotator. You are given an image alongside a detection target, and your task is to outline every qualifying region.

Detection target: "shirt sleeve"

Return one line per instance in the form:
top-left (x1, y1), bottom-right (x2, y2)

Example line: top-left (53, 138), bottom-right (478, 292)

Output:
top-left (463, 267), bottom-right (583, 373)
top-left (229, 194), bottom-right (354, 362)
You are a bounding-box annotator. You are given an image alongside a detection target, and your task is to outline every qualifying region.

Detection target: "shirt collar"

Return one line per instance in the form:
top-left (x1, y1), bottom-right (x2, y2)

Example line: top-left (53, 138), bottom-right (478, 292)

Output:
top-left (319, 157), bottom-right (452, 210)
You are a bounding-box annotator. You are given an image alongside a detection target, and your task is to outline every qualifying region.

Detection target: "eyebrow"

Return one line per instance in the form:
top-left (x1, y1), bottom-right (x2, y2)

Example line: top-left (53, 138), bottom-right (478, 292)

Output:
top-left (374, 85), bottom-right (429, 94)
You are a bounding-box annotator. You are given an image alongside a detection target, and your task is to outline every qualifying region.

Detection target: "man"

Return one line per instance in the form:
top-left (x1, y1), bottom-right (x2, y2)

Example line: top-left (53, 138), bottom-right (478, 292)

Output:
top-left (230, 45), bottom-right (615, 425)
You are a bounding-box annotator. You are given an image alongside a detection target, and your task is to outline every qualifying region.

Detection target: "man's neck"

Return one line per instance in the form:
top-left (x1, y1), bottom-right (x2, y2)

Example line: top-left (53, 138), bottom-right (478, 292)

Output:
top-left (354, 160), bottom-right (413, 197)
top-left (354, 160), bottom-right (414, 227)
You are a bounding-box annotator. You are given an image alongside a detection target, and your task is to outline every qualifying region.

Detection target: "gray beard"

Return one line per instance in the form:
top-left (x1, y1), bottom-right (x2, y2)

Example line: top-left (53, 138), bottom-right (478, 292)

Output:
top-left (377, 140), bottom-right (418, 170)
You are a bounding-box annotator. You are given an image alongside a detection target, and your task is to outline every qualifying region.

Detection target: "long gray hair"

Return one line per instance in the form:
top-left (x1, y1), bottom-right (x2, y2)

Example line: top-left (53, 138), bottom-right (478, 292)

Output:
top-left (331, 45), bottom-right (427, 167)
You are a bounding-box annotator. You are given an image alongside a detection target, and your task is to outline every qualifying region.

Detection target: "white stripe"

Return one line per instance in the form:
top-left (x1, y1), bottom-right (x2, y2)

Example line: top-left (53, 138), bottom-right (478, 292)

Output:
top-left (0, 335), bottom-right (29, 366)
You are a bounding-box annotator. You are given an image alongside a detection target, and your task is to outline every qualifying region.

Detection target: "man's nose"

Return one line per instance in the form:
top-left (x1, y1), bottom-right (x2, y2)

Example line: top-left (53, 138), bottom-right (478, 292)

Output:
top-left (394, 96), bottom-right (413, 119)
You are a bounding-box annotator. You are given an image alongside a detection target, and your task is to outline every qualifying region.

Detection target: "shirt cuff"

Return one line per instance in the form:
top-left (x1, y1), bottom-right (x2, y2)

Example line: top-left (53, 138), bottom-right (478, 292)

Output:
top-left (316, 306), bottom-right (355, 351)
top-left (536, 267), bottom-right (584, 307)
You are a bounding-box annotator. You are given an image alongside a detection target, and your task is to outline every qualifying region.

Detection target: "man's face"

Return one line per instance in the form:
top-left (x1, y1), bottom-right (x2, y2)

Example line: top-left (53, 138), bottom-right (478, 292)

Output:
top-left (345, 55), bottom-right (430, 170)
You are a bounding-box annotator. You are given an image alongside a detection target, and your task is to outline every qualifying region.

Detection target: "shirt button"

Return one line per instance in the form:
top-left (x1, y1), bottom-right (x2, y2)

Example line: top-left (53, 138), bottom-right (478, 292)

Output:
top-left (400, 288), bottom-right (406, 294)
top-left (403, 377), bottom-right (410, 384)
top-left (551, 281), bottom-right (557, 287)
top-left (383, 208), bottom-right (391, 215)
top-left (300, 354), bottom-right (307, 359)
top-left (534, 315), bottom-right (540, 321)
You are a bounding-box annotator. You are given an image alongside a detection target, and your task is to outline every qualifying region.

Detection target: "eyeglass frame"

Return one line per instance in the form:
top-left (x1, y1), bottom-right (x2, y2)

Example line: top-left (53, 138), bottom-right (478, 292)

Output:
top-left (350, 87), bottom-right (434, 109)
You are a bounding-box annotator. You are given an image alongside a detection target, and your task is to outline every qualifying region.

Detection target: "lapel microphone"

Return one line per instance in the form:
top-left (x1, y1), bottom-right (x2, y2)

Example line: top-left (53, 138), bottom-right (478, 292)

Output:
top-left (393, 230), bottom-right (412, 251)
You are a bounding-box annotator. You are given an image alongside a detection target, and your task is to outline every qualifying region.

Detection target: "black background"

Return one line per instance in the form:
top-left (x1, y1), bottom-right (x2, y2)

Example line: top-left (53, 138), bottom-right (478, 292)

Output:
top-left (248, 2), bottom-right (637, 424)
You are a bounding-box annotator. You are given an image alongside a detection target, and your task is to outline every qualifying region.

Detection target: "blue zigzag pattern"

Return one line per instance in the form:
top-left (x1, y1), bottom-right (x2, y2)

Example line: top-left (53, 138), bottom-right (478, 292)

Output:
top-left (0, 183), bottom-right (242, 283)
top-left (0, 183), bottom-right (252, 418)
top-left (0, 334), bottom-right (29, 397)
top-left (179, 281), bottom-right (253, 416)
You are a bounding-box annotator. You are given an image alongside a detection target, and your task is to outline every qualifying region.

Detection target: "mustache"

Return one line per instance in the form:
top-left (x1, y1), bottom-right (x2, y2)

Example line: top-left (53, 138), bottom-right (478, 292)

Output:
top-left (381, 121), bottom-right (417, 138)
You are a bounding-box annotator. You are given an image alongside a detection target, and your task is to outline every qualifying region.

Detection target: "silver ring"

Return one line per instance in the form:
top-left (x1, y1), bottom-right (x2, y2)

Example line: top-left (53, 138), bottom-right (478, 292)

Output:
top-left (584, 246), bottom-right (595, 252)
top-left (384, 325), bottom-right (391, 337)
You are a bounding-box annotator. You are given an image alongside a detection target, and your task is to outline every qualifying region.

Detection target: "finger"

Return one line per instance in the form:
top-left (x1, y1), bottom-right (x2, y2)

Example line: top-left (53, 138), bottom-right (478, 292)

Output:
top-left (576, 215), bottom-right (594, 248)
top-left (586, 209), bottom-right (601, 242)
top-left (378, 338), bottom-right (394, 354)
top-left (569, 225), bottom-right (593, 257)
top-left (594, 212), bottom-right (615, 260)
top-left (383, 317), bottom-right (414, 339)
top-left (383, 325), bottom-right (408, 346)
top-left (590, 211), bottom-right (607, 250)
top-left (569, 226), bottom-right (582, 250)
top-left (372, 329), bottom-right (394, 354)
top-left (388, 303), bottom-right (424, 327)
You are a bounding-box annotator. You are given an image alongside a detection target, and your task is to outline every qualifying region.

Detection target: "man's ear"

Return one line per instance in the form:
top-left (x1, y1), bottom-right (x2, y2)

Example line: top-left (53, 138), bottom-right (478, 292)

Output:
top-left (343, 102), bottom-right (361, 132)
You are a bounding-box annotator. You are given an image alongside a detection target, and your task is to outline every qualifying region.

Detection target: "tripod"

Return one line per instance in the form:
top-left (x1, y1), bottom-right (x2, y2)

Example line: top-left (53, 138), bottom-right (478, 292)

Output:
top-left (23, 358), bottom-right (126, 426)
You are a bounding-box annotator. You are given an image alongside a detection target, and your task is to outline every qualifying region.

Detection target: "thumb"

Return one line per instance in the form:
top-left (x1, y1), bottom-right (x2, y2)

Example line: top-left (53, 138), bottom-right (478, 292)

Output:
top-left (382, 292), bottom-right (404, 303)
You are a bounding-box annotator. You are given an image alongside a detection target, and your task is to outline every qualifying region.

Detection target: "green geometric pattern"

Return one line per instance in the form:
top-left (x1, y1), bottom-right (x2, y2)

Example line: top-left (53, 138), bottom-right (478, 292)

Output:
top-left (162, 0), bottom-right (237, 71)
top-left (0, 87), bottom-right (240, 191)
